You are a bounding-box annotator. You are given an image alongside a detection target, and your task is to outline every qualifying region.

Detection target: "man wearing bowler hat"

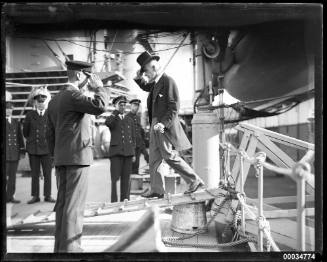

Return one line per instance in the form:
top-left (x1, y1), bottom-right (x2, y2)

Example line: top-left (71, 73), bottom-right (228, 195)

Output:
top-left (47, 60), bottom-right (110, 252)
top-left (5, 91), bottom-right (25, 204)
top-left (134, 51), bottom-right (205, 199)
top-left (126, 99), bottom-right (149, 174)
top-left (105, 95), bottom-right (136, 202)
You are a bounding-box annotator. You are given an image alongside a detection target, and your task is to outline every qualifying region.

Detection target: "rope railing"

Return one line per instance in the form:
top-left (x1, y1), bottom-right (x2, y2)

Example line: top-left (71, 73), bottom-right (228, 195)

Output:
top-left (237, 193), bottom-right (280, 251)
top-left (219, 139), bottom-right (314, 251)
top-left (218, 142), bottom-right (314, 184)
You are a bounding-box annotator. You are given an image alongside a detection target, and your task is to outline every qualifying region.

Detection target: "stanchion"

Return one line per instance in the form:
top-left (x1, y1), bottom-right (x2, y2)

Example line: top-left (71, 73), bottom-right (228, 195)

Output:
top-left (293, 162), bottom-right (311, 251)
top-left (239, 153), bottom-right (246, 235)
top-left (254, 152), bottom-right (266, 251)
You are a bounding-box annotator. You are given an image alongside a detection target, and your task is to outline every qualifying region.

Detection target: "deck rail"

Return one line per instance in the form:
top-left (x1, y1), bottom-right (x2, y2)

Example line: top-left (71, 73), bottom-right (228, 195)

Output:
top-left (219, 122), bottom-right (315, 251)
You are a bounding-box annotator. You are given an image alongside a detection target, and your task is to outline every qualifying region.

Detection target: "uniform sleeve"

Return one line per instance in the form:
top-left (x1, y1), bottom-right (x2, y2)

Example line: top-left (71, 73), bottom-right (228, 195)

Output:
top-left (71, 86), bottom-right (110, 116)
top-left (22, 112), bottom-right (31, 138)
top-left (134, 78), bottom-right (155, 92)
top-left (161, 78), bottom-right (179, 129)
top-left (46, 113), bottom-right (55, 157)
top-left (105, 112), bottom-right (119, 129)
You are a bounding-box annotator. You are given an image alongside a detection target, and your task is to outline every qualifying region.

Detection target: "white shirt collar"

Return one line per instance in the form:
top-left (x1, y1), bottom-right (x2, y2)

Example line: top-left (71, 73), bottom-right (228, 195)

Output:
top-left (37, 109), bottom-right (44, 116)
top-left (154, 72), bottom-right (163, 84)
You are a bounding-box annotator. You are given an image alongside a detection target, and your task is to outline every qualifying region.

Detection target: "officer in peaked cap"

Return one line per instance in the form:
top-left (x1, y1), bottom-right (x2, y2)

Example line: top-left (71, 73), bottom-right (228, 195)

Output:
top-left (126, 99), bottom-right (149, 174)
top-left (105, 95), bottom-right (136, 203)
top-left (112, 95), bottom-right (127, 105)
top-left (65, 60), bottom-right (93, 72)
top-left (47, 59), bottom-right (110, 252)
top-left (6, 91), bottom-right (25, 204)
top-left (23, 86), bottom-right (55, 205)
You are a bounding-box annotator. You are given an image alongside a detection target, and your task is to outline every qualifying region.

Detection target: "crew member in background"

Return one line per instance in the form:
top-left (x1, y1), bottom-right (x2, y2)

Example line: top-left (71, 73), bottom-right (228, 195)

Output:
top-left (134, 51), bottom-right (205, 199)
top-left (47, 60), bottom-right (110, 252)
top-left (23, 86), bottom-right (55, 204)
top-left (6, 91), bottom-right (25, 204)
top-left (126, 99), bottom-right (149, 174)
top-left (105, 96), bottom-right (136, 203)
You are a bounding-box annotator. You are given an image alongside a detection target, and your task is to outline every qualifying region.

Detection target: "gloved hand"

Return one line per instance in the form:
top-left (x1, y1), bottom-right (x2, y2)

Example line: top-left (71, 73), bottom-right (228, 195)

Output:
top-left (89, 74), bottom-right (104, 89)
top-left (154, 123), bottom-right (165, 133)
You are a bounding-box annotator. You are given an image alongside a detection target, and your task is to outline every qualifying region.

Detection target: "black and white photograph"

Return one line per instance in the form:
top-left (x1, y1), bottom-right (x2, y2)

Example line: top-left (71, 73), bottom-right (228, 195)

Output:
top-left (1, 2), bottom-right (323, 261)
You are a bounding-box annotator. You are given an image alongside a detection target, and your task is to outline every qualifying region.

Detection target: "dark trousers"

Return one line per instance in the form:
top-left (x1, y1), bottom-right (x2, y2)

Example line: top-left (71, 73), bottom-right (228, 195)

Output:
top-left (110, 156), bottom-right (133, 203)
top-left (132, 147), bottom-right (149, 174)
top-left (6, 160), bottom-right (19, 199)
top-left (29, 154), bottom-right (52, 198)
top-left (149, 124), bottom-right (200, 195)
top-left (54, 165), bottom-right (89, 253)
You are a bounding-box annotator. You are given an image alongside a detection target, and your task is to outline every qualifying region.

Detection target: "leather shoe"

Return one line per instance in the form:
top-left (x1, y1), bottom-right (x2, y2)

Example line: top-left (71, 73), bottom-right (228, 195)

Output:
top-left (27, 197), bottom-right (40, 204)
top-left (7, 198), bottom-right (21, 204)
top-left (142, 192), bottom-right (164, 199)
top-left (184, 180), bottom-right (205, 194)
top-left (44, 197), bottom-right (56, 203)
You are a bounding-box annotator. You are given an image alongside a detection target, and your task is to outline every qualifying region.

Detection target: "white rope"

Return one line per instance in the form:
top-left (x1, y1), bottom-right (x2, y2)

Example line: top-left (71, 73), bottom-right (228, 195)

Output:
top-left (237, 193), bottom-right (280, 251)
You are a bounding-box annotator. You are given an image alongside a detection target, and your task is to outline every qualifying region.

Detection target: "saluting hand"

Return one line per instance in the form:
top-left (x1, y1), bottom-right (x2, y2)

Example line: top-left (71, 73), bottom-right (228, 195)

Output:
top-left (89, 74), bottom-right (104, 89)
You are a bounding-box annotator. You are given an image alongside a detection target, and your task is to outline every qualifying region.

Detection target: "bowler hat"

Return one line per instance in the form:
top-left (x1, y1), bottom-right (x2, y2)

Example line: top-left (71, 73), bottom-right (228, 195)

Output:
top-left (136, 51), bottom-right (160, 73)
top-left (112, 95), bottom-right (127, 105)
top-left (129, 99), bottom-right (141, 105)
top-left (65, 60), bottom-right (93, 72)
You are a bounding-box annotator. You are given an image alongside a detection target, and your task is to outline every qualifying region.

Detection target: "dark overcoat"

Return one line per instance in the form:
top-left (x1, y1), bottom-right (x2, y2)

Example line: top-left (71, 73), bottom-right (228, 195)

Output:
top-left (6, 118), bottom-right (25, 161)
top-left (105, 110), bottom-right (136, 158)
top-left (23, 110), bottom-right (50, 155)
top-left (47, 84), bottom-right (109, 166)
top-left (134, 73), bottom-right (191, 151)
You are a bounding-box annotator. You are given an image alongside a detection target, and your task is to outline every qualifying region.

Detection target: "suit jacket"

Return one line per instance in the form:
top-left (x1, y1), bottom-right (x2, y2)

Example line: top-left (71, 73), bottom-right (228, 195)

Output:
top-left (6, 118), bottom-right (25, 161)
top-left (47, 84), bottom-right (109, 166)
top-left (23, 110), bottom-right (50, 155)
top-left (125, 112), bottom-right (146, 149)
top-left (134, 73), bottom-right (191, 151)
top-left (105, 110), bottom-right (136, 158)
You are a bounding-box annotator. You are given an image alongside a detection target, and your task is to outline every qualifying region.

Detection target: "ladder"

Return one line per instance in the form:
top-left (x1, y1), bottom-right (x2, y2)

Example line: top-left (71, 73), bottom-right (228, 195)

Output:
top-left (7, 187), bottom-right (227, 229)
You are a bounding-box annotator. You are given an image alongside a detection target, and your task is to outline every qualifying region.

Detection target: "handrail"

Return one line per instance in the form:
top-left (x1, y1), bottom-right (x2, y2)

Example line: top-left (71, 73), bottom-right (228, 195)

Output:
top-left (220, 138), bottom-right (314, 252)
top-left (237, 122), bottom-right (314, 151)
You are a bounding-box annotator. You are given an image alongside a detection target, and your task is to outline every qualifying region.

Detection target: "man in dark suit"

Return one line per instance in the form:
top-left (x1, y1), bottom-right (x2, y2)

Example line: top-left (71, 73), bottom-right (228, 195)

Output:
top-left (6, 91), bottom-right (25, 204)
top-left (23, 86), bottom-right (55, 204)
top-left (47, 60), bottom-right (110, 252)
top-left (134, 51), bottom-right (205, 198)
top-left (105, 96), bottom-right (136, 202)
top-left (125, 99), bottom-right (149, 174)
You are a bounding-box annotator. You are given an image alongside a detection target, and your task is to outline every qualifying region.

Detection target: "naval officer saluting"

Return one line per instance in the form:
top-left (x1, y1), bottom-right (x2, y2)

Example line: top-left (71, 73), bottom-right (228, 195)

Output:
top-left (47, 60), bottom-right (110, 252)
top-left (105, 95), bottom-right (136, 203)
